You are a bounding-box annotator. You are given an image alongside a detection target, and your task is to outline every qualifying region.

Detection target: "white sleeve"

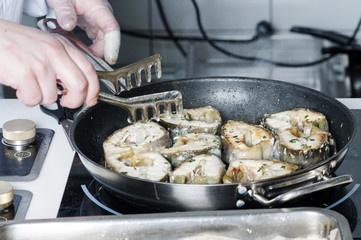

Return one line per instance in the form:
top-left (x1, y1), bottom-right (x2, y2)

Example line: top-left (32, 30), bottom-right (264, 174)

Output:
top-left (23, 0), bottom-right (50, 17)
top-left (0, 0), bottom-right (24, 23)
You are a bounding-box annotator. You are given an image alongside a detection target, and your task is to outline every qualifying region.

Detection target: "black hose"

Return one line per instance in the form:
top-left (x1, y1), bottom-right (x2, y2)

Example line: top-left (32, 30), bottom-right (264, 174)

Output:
top-left (190, 0), bottom-right (335, 67)
top-left (347, 16), bottom-right (361, 45)
top-left (155, 0), bottom-right (187, 57)
top-left (121, 29), bottom-right (260, 43)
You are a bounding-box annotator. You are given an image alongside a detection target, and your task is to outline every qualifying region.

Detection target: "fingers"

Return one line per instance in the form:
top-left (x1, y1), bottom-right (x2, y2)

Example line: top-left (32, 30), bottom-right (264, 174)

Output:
top-left (78, 2), bottom-right (121, 64)
top-left (55, 39), bottom-right (99, 108)
top-left (94, 8), bottom-right (120, 65)
top-left (0, 19), bottom-right (98, 109)
top-left (104, 30), bottom-right (121, 65)
top-left (46, 0), bottom-right (77, 31)
top-left (50, 0), bottom-right (121, 64)
top-left (7, 61), bottom-right (57, 107)
top-left (15, 72), bottom-right (43, 107)
top-left (32, 60), bottom-right (58, 105)
top-left (88, 29), bottom-right (120, 65)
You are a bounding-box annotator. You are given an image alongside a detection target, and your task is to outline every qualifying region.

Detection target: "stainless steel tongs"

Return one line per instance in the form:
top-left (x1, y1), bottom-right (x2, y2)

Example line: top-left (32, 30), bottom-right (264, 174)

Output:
top-left (38, 18), bottom-right (183, 122)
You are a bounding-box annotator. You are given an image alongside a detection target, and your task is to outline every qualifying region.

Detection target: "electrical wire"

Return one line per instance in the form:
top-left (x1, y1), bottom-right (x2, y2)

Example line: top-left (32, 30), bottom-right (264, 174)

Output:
top-left (123, 0), bottom-right (361, 67)
top-left (155, 0), bottom-right (187, 57)
top-left (121, 28), bottom-right (259, 43)
top-left (190, 0), bottom-right (335, 67)
top-left (325, 183), bottom-right (360, 209)
top-left (81, 185), bottom-right (122, 215)
top-left (347, 16), bottom-right (361, 45)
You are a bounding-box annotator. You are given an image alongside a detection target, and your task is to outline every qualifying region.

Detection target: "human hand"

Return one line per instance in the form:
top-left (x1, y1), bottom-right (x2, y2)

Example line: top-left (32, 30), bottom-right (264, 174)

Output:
top-left (46, 0), bottom-right (120, 65)
top-left (0, 19), bottom-right (99, 108)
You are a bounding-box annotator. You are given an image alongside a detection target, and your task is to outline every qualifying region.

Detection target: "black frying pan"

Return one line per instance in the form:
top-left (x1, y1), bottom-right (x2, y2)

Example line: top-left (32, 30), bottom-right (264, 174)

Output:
top-left (69, 77), bottom-right (355, 210)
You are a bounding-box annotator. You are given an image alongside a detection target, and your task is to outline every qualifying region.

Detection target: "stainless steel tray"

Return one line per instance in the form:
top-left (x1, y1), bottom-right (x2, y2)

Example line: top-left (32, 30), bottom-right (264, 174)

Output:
top-left (0, 208), bottom-right (352, 240)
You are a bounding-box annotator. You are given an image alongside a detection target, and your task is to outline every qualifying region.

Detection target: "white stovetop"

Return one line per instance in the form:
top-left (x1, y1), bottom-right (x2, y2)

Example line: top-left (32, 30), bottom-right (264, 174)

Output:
top-left (0, 99), bottom-right (74, 219)
top-left (0, 98), bottom-right (360, 220)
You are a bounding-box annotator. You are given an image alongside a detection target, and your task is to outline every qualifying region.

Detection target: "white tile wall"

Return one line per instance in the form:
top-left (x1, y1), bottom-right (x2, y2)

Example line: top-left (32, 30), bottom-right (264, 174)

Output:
top-left (18, 0), bottom-right (359, 95)
top-left (110, 0), bottom-right (361, 66)
top-left (150, 0), bottom-right (270, 32)
top-left (109, 0), bottom-right (150, 30)
top-left (111, 0), bottom-right (361, 32)
top-left (272, 0), bottom-right (361, 32)
top-left (112, 0), bottom-right (271, 65)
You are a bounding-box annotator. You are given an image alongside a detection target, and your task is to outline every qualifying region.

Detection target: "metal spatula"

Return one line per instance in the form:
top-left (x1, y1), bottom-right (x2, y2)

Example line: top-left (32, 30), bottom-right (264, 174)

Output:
top-left (96, 54), bottom-right (162, 94)
top-left (38, 18), bottom-right (183, 122)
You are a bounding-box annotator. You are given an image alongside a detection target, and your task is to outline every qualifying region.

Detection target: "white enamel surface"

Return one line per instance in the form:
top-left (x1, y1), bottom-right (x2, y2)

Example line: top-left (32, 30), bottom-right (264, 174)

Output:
top-left (0, 99), bottom-right (74, 219)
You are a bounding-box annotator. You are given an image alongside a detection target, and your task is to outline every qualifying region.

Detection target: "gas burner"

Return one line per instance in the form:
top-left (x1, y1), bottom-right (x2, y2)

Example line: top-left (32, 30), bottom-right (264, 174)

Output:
top-left (0, 122), bottom-right (54, 181)
top-left (0, 189), bottom-right (32, 221)
top-left (78, 179), bottom-right (359, 235)
top-left (0, 180), bottom-right (32, 221)
top-left (79, 180), bottom-right (169, 216)
top-left (58, 110), bottom-right (361, 238)
top-left (2, 119), bottom-right (36, 146)
top-left (58, 151), bottom-right (361, 237)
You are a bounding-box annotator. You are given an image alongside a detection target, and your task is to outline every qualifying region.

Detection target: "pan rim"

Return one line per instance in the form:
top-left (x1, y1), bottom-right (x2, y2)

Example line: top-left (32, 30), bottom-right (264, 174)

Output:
top-left (70, 76), bottom-right (357, 186)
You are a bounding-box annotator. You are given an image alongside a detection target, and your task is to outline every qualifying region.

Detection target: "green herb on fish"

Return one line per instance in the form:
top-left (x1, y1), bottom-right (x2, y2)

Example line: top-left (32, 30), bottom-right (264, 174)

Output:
top-left (301, 144), bottom-right (312, 149)
top-left (289, 139), bottom-right (299, 143)
top-left (258, 164), bottom-right (266, 172)
top-left (184, 114), bottom-right (192, 121)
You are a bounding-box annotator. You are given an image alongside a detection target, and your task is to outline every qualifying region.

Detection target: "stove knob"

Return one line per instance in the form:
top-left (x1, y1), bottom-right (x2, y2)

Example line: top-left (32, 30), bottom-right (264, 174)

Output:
top-left (0, 181), bottom-right (14, 210)
top-left (2, 119), bottom-right (36, 146)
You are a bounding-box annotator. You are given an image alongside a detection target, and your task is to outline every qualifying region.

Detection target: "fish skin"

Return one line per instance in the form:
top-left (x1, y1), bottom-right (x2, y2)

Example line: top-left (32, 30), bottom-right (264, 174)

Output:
top-left (103, 121), bottom-right (172, 180)
top-left (161, 133), bottom-right (222, 167)
top-left (106, 152), bottom-right (172, 181)
top-left (158, 106), bottom-right (222, 140)
top-left (223, 159), bottom-right (298, 183)
top-left (221, 121), bottom-right (274, 163)
top-left (170, 154), bottom-right (226, 184)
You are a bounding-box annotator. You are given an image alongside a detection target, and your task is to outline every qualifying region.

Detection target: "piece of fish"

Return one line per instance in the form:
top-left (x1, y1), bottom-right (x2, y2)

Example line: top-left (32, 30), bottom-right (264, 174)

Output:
top-left (276, 127), bottom-right (335, 167)
top-left (264, 108), bottom-right (329, 136)
top-left (103, 121), bottom-right (172, 176)
top-left (221, 121), bottom-right (274, 163)
top-left (264, 108), bottom-right (335, 167)
top-left (223, 159), bottom-right (298, 183)
top-left (161, 133), bottom-right (222, 167)
top-left (170, 154), bottom-right (226, 184)
top-left (103, 121), bottom-right (171, 160)
top-left (158, 106), bottom-right (222, 140)
top-left (106, 152), bottom-right (172, 181)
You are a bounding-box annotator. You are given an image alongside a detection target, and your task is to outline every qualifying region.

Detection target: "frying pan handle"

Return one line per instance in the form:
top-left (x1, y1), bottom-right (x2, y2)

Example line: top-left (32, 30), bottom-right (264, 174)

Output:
top-left (242, 174), bottom-right (353, 206)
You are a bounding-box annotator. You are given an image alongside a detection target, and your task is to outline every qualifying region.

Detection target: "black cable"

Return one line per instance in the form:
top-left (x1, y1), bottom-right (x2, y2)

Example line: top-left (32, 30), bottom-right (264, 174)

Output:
top-left (191, 0), bottom-right (336, 68)
top-left (347, 16), bottom-right (361, 45)
top-left (155, 0), bottom-right (187, 57)
top-left (121, 28), bottom-right (259, 43)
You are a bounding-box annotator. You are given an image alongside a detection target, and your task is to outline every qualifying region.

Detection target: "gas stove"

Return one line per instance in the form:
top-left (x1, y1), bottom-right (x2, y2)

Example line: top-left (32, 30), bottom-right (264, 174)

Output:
top-left (57, 109), bottom-right (361, 239)
top-left (0, 98), bottom-right (361, 238)
top-left (0, 99), bottom-right (75, 220)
